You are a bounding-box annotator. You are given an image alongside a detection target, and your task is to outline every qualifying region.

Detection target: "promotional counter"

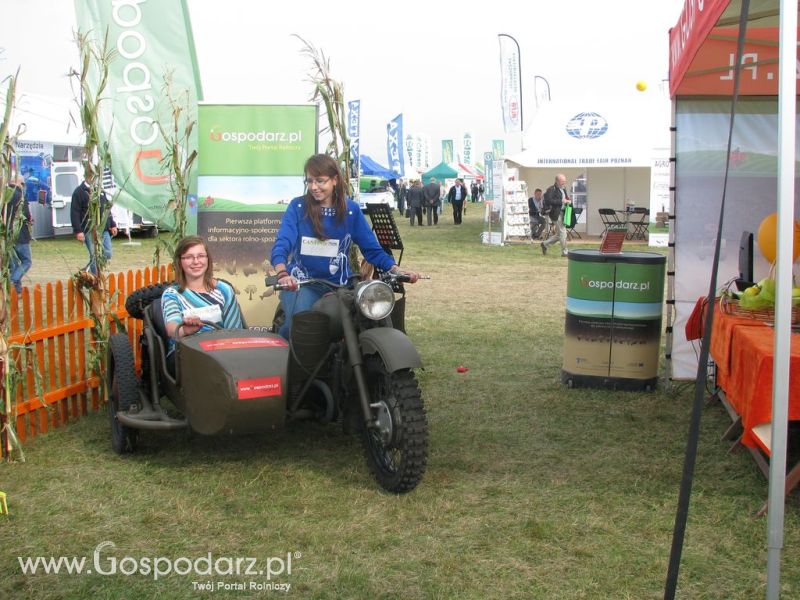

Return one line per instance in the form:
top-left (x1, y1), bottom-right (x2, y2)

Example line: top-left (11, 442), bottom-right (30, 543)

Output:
top-left (562, 250), bottom-right (666, 391)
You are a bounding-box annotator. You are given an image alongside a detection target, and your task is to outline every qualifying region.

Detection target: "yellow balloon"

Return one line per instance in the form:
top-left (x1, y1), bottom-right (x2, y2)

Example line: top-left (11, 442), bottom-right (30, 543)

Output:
top-left (756, 212), bottom-right (800, 263)
top-left (636, 81), bottom-right (647, 92)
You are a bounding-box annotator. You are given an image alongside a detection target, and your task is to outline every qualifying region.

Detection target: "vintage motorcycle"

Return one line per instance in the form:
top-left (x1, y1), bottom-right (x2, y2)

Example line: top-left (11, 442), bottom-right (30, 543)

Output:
top-left (110, 271), bottom-right (428, 494)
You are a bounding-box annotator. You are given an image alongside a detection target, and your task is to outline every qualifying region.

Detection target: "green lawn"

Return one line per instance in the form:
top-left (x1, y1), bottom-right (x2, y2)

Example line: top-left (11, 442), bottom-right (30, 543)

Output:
top-left (2, 209), bottom-right (798, 599)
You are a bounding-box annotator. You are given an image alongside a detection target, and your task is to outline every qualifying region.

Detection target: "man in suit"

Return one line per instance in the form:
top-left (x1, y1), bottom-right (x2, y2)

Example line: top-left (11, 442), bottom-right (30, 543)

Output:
top-left (423, 177), bottom-right (440, 225)
top-left (540, 174), bottom-right (571, 256)
top-left (407, 180), bottom-right (425, 226)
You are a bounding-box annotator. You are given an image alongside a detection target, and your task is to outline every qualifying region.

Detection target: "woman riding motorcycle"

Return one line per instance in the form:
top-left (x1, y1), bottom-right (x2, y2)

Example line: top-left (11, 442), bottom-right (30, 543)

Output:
top-left (270, 153), bottom-right (418, 339)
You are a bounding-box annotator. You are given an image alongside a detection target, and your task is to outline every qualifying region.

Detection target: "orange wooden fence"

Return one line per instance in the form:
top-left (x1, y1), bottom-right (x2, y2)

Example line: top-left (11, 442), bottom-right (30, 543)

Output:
top-left (5, 265), bottom-right (173, 444)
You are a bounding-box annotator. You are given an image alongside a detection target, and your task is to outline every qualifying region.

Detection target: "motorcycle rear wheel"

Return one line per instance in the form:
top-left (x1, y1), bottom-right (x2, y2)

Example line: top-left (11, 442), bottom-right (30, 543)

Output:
top-left (361, 358), bottom-right (428, 493)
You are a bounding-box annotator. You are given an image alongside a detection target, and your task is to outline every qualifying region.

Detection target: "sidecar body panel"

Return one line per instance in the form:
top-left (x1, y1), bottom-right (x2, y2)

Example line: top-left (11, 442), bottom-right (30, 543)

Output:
top-left (178, 330), bottom-right (289, 435)
top-left (359, 327), bottom-right (423, 372)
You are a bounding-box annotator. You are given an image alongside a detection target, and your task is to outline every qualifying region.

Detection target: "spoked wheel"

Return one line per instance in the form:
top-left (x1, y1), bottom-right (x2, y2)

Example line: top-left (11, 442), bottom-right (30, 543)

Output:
top-left (108, 334), bottom-right (140, 454)
top-left (361, 357), bottom-right (428, 493)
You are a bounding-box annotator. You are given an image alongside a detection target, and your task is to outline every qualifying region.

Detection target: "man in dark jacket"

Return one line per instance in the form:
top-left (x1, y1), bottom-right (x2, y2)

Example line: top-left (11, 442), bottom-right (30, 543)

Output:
top-left (406, 180), bottom-right (425, 226)
top-left (540, 173), bottom-right (571, 256)
top-left (7, 176), bottom-right (33, 293)
top-left (423, 177), bottom-right (440, 225)
top-left (71, 171), bottom-right (118, 274)
top-left (527, 188), bottom-right (547, 240)
top-left (447, 179), bottom-right (468, 225)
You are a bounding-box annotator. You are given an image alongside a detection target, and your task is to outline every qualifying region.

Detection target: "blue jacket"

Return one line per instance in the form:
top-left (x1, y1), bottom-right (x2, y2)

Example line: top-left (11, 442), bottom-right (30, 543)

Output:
top-left (271, 196), bottom-right (396, 285)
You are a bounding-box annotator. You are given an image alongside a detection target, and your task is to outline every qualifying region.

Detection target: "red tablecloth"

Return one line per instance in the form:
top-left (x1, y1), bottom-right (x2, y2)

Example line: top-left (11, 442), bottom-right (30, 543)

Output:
top-left (710, 308), bottom-right (800, 448)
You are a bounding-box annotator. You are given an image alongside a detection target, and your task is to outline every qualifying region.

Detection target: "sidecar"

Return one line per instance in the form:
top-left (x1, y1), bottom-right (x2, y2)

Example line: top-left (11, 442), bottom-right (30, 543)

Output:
top-left (107, 283), bottom-right (291, 453)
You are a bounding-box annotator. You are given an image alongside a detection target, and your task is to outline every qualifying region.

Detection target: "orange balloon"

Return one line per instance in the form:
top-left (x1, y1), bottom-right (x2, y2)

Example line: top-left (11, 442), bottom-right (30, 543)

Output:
top-left (756, 212), bottom-right (800, 263)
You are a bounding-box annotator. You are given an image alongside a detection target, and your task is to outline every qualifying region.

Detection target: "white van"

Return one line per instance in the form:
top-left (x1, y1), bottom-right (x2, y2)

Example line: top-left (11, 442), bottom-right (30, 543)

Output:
top-left (49, 163), bottom-right (157, 237)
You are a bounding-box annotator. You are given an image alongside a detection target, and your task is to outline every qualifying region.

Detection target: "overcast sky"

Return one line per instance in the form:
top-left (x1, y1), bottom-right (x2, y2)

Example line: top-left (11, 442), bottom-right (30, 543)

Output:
top-left (0, 0), bottom-right (685, 163)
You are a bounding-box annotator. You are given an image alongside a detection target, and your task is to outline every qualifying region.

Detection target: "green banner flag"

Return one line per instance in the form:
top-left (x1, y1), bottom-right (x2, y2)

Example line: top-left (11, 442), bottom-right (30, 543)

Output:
top-left (73, 0), bottom-right (203, 227)
top-left (492, 139), bottom-right (505, 159)
top-left (442, 140), bottom-right (454, 165)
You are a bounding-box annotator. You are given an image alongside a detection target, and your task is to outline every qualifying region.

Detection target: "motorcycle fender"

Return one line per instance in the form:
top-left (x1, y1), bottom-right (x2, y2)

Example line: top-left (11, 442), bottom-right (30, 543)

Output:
top-left (359, 328), bottom-right (422, 372)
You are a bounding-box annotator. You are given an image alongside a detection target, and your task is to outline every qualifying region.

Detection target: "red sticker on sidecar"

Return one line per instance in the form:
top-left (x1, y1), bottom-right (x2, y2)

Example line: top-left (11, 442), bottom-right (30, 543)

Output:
top-left (199, 337), bottom-right (288, 351)
top-left (237, 376), bottom-right (282, 400)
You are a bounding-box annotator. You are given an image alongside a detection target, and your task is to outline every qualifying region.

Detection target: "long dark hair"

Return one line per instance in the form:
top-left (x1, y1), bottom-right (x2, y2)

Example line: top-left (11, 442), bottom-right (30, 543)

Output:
top-left (303, 153), bottom-right (347, 239)
top-left (173, 236), bottom-right (215, 292)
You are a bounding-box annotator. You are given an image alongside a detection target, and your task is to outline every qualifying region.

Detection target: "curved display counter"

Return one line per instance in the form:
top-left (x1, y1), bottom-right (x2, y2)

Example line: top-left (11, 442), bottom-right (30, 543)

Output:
top-left (562, 249), bottom-right (666, 391)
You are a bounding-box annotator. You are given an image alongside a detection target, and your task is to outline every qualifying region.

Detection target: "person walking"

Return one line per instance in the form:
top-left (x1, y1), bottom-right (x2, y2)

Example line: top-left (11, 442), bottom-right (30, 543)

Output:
top-left (540, 173), bottom-right (571, 257)
top-left (470, 181), bottom-right (479, 203)
top-left (407, 180), bottom-right (425, 226)
top-left (7, 175), bottom-right (33, 294)
top-left (71, 169), bottom-right (118, 274)
top-left (447, 178), bottom-right (468, 225)
top-left (423, 177), bottom-right (440, 225)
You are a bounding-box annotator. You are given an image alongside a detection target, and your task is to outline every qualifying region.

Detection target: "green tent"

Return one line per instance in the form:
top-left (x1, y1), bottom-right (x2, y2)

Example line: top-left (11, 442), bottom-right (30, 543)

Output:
top-left (422, 161), bottom-right (458, 182)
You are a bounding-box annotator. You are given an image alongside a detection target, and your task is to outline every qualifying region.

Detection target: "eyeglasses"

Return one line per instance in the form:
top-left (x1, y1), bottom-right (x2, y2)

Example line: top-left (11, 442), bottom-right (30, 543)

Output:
top-left (304, 177), bottom-right (331, 187)
top-left (180, 253), bottom-right (208, 263)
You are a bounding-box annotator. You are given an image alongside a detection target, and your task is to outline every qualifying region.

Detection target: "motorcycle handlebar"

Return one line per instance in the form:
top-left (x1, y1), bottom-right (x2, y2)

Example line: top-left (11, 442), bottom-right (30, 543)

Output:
top-left (265, 271), bottom-right (428, 292)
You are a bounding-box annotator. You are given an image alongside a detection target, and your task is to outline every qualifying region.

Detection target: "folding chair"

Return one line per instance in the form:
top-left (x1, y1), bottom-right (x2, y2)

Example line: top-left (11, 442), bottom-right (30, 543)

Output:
top-left (566, 207), bottom-right (583, 240)
top-left (598, 208), bottom-right (621, 236)
top-left (627, 207), bottom-right (649, 241)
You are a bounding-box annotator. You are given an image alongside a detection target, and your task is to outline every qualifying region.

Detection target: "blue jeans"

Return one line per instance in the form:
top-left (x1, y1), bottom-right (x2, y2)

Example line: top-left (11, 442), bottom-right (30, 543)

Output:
top-left (84, 231), bottom-right (113, 274)
top-left (10, 243), bottom-right (32, 292)
top-left (278, 283), bottom-right (329, 339)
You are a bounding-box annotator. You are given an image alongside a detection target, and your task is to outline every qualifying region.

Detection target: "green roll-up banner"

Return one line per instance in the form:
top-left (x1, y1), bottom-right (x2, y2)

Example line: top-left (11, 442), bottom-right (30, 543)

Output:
top-left (197, 104), bottom-right (318, 327)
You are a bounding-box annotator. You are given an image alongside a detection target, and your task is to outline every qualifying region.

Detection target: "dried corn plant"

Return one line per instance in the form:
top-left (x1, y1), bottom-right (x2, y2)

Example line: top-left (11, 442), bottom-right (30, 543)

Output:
top-left (293, 35), bottom-right (353, 195)
top-left (153, 71), bottom-right (197, 268)
top-left (69, 30), bottom-right (119, 403)
top-left (293, 37), bottom-right (362, 269)
top-left (0, 72), bottom-right (43, 461)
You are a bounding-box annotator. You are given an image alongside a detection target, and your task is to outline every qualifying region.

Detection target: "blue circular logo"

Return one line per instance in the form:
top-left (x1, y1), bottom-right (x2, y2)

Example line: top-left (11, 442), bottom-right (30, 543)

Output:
top-left (565, 112), bottom-right (608, 139)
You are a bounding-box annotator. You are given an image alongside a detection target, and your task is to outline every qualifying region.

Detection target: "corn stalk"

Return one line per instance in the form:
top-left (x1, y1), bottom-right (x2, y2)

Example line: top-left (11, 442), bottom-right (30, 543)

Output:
top-left (70, 30), bottom-right (117, 404)
top-left (153, 71), bottom-right (197, 268)
top-left (293, 35), bottom-right (352, 195)
top-left (0, 71), bottom-right (45, 461)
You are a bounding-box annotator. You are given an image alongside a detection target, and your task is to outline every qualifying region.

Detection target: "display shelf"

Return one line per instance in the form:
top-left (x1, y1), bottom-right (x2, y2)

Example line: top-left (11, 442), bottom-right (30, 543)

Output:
top-left (502, 180), bottom-right (530, 243)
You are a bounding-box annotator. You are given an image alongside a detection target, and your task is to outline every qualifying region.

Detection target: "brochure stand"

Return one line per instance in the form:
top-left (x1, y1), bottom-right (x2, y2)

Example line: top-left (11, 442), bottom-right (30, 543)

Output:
top-left (364, 203), bottom-right (407, 319)
top-left (599, 224), bottom-right (628, 254)
top-left (364, 203), bottom-right (404, 267)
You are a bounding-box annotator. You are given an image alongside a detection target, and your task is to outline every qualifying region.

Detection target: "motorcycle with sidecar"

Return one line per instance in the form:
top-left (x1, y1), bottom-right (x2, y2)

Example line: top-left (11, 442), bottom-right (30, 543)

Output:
top-left (109, 271), bottom-right (428, 493)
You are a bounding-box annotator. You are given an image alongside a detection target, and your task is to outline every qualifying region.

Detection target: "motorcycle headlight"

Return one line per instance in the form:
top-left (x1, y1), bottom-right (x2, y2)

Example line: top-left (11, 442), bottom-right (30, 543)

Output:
top-left (355, 280), bottom-right (395, 320)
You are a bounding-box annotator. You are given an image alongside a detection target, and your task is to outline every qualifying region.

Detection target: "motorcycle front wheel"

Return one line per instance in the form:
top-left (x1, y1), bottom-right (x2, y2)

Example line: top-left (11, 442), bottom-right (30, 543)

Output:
top-left (361, 357), bottom-right (428, 493)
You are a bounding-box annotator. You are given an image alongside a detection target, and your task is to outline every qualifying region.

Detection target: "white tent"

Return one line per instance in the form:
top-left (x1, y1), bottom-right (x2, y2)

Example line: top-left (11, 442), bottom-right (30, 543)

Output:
top-left (10, 93), bottom-right (81, 147)
top-left (504, 99), bottom-right (670, 236)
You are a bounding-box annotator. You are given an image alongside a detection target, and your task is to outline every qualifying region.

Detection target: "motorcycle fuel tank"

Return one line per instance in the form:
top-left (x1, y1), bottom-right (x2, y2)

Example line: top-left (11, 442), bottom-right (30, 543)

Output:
top-left (177, 330), bottom-right (289, 435)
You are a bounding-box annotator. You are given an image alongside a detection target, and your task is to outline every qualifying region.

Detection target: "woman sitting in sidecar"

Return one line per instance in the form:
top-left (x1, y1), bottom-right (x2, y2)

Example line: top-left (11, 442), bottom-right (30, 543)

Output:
top-left (161, 235), bottom-right (245, 358)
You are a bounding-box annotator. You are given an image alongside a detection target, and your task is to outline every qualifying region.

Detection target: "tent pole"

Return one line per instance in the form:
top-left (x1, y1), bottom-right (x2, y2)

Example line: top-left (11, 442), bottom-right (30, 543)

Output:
top-left (765, 2), bottom-right (797, 598)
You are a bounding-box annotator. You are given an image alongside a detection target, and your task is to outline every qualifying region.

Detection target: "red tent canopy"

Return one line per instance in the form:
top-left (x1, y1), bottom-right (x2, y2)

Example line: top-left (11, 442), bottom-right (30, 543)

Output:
top-left (669, 0), bottom-right (795, 97)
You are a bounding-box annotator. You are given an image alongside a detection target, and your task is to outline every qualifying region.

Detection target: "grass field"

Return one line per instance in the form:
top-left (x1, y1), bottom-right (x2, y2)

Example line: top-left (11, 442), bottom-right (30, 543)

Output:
top-left (2, 208), bottom-right (798, 599)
